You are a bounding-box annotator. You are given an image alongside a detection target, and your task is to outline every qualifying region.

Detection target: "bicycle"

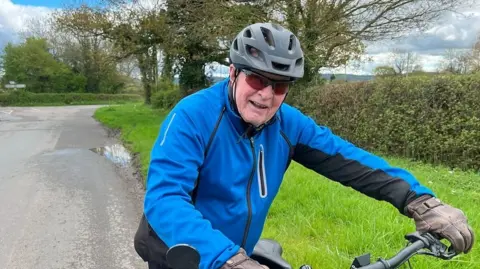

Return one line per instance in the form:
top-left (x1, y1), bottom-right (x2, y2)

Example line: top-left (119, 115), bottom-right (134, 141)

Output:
top-left (165, 231), bottom-right (458, 269)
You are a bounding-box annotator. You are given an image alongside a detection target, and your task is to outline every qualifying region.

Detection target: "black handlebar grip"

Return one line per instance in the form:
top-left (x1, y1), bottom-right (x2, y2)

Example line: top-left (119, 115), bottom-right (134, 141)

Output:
top-left (299, 265), bottom-right (312, 269)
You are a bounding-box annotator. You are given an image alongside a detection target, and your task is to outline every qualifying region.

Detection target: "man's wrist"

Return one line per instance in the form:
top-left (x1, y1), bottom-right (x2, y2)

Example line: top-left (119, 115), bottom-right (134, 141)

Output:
top-left (221, 248), bottom-right (247, 268)
top-left (404, 194), bottom-right (434, 217)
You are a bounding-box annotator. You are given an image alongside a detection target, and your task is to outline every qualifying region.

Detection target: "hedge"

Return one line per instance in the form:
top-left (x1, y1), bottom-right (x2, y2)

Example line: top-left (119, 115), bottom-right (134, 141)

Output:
top-left (151, 89), bottom-right (183, 109)
top-left (289, 74), bottom-right (480, 172)
top-left (0, 91), bottom-right (143, 106)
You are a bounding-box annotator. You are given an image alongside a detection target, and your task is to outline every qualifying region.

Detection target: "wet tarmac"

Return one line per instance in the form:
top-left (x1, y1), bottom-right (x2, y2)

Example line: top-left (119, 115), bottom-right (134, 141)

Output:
top-left (0, 106), bottom-right (147, 269)
top-left (90, 144), bottom-right (132, 167)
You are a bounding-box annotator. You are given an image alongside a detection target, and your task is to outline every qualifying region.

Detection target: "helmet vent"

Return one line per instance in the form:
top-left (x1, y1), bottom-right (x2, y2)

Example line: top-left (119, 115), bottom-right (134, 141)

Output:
top-left (260, 27), bottom-right (275, 48)
top-left (233, 39), bottom-right (239, 51)
top-left (295, 57), bottom-right (303, 66)
top-left (246, 44), bottom-right (262, 59)
top-left (288, 35), bottom-right (295, 51)
top-left (272, 61), bottom-right (289, 71)
top-left (244, 29), bottom-right (253, 38)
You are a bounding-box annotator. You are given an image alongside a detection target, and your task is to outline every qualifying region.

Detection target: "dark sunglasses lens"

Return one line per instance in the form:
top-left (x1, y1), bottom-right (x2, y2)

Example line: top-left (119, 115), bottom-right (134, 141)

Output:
top-left (245, 73), bottom-right (266, 89)
top-left (273, 83), bottom-right (289, 94)
top-left (243, 70), bottom-right (290, 94)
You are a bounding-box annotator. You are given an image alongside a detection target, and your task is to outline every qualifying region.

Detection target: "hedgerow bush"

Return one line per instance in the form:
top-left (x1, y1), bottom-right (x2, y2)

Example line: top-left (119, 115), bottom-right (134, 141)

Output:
top-left (151, 78), bottom-right (183, 109)
top-left (289, 73), bottom-right (480, 171)
top-left (0, 91), bottom-right (142, 106)
top-left (151, 89), bottom-right (183, 109)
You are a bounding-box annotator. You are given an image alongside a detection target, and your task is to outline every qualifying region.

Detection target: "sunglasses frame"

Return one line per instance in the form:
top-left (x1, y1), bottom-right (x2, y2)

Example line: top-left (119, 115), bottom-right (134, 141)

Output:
top-left (240, 69), bottom-right (293, 94)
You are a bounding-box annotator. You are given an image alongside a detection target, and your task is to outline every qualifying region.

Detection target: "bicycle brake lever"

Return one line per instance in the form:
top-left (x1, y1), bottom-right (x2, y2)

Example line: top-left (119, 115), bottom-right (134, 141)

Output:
top-left (416, 248), bottom-right (457, 260)
top-left (415, 233), bottom-right (458, 260)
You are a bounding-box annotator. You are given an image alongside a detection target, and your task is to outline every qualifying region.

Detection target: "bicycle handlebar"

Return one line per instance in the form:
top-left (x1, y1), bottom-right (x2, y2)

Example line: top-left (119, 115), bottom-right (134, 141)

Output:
top-left (165, 231), bottom-right (459, 269)
top-left (350, 232), bottom-right (458, 269)
top-left (354, 239), bottom-right (424, 269)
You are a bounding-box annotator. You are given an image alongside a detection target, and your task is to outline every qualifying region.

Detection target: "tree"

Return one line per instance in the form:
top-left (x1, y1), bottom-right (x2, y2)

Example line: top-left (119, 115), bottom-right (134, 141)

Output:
top-left (164, 0), bottom-right (269, 94)
top-left (373, 65), bottom-right (397, 77)
top-left (389, 48), bottom-right (420, 76)
top-left (465, 33), bottom-right (480, 73)
top-left (437, 32), bottom-right (480, 74)
top-left (21, 10), bottom-right (125, 94)
top-left (1, 38), bottom-right (85, 93)
top-left (54, 2), bottom-right (168, 103)
top-left (52, 0), bottom-right (270, 101)
top-left (265, 0), bottom-right (474, 84)
top-left (438, 48), bottom-right (470, 74)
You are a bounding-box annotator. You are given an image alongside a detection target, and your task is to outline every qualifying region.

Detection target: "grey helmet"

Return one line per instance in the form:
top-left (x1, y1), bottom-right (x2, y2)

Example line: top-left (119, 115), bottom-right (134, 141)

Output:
top-left (229, 22), bottom-right (304, 80)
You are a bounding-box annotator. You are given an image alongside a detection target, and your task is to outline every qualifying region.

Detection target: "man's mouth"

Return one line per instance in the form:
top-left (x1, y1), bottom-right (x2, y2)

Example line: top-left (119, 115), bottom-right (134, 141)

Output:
top-left (249, 100), bottom-right (268, 109)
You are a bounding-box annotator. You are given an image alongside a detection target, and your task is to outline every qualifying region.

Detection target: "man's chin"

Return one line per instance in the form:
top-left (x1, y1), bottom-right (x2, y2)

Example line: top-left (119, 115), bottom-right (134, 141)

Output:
top-left (242, 117), bottom-right (263, 127)
top-left (240, 110), bottom-right (276, 127)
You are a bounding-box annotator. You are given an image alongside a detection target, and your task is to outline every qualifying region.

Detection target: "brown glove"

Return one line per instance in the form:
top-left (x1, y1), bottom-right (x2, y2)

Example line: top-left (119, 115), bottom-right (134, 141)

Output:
top-left (405, 195), bottom-right (475, 254)
top-left (220, 248), bottom-right (268, 269)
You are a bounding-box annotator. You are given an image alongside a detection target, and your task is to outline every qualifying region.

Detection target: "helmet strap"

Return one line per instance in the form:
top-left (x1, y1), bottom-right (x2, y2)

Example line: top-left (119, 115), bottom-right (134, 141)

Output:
top-left (228, 69), bottom-right (241, 114)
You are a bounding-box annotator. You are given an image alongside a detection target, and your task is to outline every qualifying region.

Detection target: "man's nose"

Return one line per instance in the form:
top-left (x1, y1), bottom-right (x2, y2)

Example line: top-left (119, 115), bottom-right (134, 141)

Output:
top-left (258, 84), bottom-right (274, 98)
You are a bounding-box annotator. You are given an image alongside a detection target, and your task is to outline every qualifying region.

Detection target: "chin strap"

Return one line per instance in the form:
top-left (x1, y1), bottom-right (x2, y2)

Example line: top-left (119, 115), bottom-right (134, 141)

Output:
top-left (228, 69), bottom-right (241, 114)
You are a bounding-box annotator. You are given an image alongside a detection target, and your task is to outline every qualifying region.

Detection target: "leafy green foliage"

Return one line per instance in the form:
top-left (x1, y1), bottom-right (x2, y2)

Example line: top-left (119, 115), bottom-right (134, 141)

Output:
top-left (53, 4), bottom-right (167, 103)
top-left (164, 0), bottom-right (268, 94)
top-left (0, 36), bottom-right (128, 94)
top-left (1, 38), bottom-right (86, 93)
top-left (290, 74), bottom-right (480, 171)
top-left (0, 91), bottom-right (142, 106)
top-left (151, 90), bottom-right (183, 110)
top-left (151, 78), bottom-right (183, 109)
top-left (373, 66), bottom-right (397, 77)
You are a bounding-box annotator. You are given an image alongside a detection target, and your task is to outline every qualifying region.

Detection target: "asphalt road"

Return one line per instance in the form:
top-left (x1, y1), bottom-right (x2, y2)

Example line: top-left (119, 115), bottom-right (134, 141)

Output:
top-left (0, 106), bottom-right (147, 269)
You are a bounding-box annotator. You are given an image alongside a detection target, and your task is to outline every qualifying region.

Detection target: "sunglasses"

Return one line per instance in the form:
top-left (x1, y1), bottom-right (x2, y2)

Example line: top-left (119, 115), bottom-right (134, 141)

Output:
top-left (241, 69), bottom-right (292, 95)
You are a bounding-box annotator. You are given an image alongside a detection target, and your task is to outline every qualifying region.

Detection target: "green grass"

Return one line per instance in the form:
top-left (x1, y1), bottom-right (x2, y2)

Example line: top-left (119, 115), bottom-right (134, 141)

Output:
top-left (93, 102), bottom-right (169, 177)
top-left (94, 103), bottom-right (480, 269)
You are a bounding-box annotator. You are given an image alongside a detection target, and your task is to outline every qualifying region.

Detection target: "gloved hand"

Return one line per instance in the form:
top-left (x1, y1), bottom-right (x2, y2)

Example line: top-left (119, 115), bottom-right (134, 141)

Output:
top-left (221, 248), bottom-right (269, 269)
top-left (405, 195), bottom-right (474, 254)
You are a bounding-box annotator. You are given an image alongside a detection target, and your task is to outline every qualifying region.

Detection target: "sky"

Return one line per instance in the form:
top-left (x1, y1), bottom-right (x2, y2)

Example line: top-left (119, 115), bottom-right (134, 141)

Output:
top-left (1, 0), bottom-right (480, 76)
top-left (10, 0), bottom-right (69, 7)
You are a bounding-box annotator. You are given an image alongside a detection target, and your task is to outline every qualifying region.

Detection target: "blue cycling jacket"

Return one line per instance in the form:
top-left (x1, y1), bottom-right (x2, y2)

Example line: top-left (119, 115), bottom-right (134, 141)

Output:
top-left (144, 78), bottom-right (434, 269)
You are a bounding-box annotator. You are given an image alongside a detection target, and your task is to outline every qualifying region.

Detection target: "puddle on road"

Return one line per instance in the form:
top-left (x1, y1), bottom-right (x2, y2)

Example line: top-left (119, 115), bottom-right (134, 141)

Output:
top-left (90, 144), bottom-right (132, 166)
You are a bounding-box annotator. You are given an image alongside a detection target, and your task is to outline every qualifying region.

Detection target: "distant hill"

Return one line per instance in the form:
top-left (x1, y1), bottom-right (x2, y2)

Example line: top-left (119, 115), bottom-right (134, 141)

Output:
top-left (321, 73), bottom-right (374, 81)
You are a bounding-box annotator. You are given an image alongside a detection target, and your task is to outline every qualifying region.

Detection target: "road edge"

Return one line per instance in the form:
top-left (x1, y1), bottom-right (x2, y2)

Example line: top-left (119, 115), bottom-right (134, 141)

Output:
top-left (94, 118), bottom-right (147, 190)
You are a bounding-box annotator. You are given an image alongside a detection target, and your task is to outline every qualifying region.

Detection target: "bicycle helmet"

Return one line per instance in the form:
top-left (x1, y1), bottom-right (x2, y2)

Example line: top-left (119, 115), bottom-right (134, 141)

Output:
top-left (229, 22), bottom-right (304, 80)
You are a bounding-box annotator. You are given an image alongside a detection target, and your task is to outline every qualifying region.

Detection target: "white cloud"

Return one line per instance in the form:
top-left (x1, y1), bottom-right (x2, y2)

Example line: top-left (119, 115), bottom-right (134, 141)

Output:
top-left (0, 0), bottom-right (51, 32)
top-left (351, 7), bottom-right (480, 74)
top-left (0, 0), bottom-right (53, 48)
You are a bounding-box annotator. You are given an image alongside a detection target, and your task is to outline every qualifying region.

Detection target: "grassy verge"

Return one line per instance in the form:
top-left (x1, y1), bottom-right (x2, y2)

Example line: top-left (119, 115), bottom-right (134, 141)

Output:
top-left (93, 103), bottom-right (168, 177)
top-left (94, 103), bottom-right (479, 269)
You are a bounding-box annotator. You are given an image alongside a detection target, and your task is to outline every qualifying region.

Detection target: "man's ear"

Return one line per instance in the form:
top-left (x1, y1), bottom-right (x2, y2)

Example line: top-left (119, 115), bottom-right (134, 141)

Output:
top-left (229, 64), bottom-right (236, 82)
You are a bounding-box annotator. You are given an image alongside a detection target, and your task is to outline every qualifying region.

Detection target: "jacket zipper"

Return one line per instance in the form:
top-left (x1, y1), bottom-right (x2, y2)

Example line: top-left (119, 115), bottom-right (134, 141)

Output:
top-left (258, 145), bottom-right (266, 197)
top-left (241, 136), bottom-right (256, 248)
